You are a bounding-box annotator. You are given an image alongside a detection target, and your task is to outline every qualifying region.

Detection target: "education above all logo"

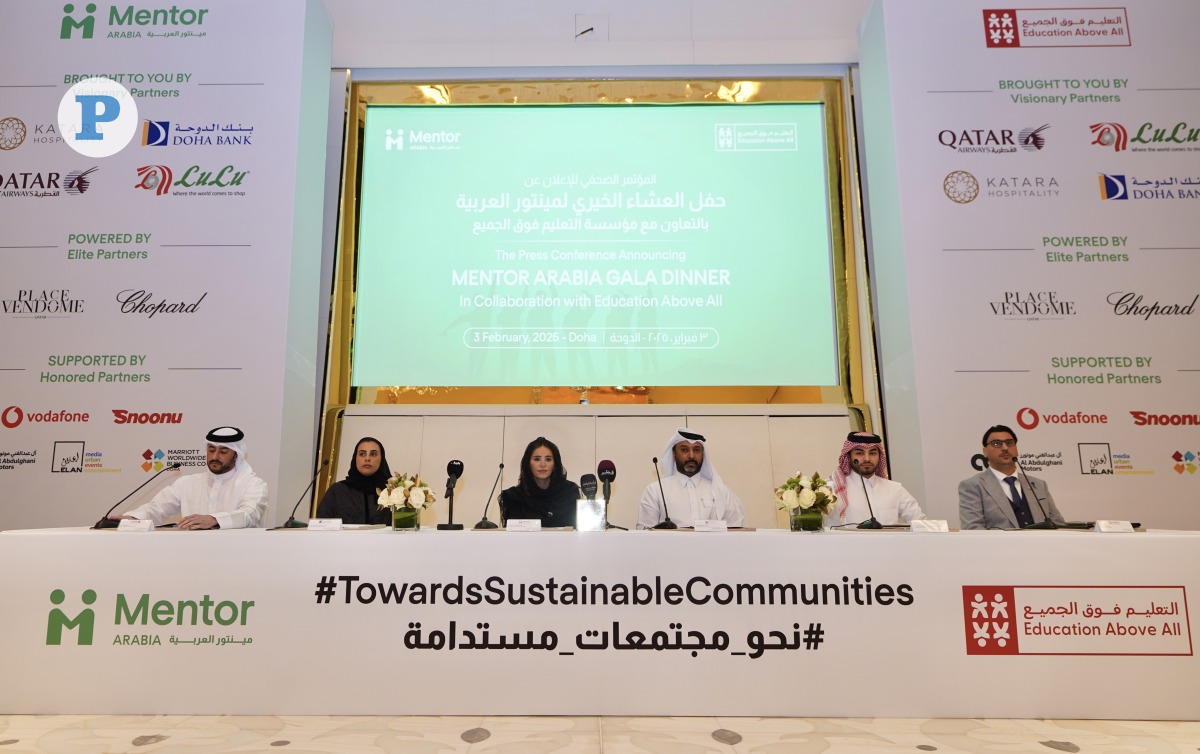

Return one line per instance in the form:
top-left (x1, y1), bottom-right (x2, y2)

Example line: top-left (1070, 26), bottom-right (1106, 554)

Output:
top-left (982, 8), bottom-right (1131, 49)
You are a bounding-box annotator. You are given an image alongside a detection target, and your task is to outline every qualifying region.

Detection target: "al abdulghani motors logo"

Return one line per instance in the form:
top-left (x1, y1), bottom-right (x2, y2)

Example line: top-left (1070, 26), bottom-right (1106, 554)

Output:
top-left (58, 77), bottom-right (139, 158)
top-left (944, 171), bottom-right (979, 203)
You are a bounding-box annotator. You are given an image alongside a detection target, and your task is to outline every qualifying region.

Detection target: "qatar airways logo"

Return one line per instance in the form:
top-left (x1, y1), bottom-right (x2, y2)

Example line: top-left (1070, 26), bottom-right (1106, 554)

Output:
top-left (1016, 407), bottom-right (1108, 430)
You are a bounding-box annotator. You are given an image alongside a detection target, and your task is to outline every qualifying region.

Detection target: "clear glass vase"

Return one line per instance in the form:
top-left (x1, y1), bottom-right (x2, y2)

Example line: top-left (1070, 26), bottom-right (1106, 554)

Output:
top-left (392, 506), bottom-right (421, 531)
top-left (790, 508), bottom-right (822, 532)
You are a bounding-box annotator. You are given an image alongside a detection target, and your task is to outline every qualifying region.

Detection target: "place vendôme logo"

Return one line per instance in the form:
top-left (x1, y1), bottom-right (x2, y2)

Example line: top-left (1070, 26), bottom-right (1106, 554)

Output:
top-left (1, 289), bottom-right (85, 319)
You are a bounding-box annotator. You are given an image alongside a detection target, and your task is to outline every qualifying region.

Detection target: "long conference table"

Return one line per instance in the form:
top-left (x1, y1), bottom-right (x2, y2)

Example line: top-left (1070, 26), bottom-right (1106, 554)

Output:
top-left (1, 526), bottom-right (1196, 718)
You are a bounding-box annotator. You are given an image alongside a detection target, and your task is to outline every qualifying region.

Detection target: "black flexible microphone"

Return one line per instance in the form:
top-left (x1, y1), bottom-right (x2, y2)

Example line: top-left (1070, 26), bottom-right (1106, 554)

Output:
top-left (580, 473), bottom-right (598, 501)
top-left (474, 462), bottom-right (503, 530)
top-left (271, 458), bottom-right (330, 529)
top-left (93, 462), bottom-right (182, 529)
top-left (1015, 459), bottom-right (1057, 529)
top-left (651, 456), bottom-right (677, 529)
top-left (438, 459), bottom-right (466, 531)
top-left (851, 458), bottom-right (882, 529)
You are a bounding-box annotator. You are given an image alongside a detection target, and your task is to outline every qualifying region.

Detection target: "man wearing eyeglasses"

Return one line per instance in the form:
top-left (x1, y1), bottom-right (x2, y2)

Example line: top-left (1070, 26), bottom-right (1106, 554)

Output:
top-left (958, 424), bottom-right (1066, 530)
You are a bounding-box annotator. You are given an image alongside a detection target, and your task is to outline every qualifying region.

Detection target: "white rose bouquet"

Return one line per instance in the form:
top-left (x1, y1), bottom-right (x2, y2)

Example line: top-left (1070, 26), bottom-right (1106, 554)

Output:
top-left (774, 471), bottom-right (837, 516)
top-left (377, 472), bottom-right (435, 511)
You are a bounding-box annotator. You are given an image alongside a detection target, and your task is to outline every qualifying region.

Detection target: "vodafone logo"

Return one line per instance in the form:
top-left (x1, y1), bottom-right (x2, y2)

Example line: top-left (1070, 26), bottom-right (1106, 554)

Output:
top-left (1015, 407), bottom-right (1108, 430)
top-left (1017, 407), bottom-right (1039, 430)
top-left (2, 406), bottom-right (23, 428)
top-left (0, 406), bottom-right (90, 428)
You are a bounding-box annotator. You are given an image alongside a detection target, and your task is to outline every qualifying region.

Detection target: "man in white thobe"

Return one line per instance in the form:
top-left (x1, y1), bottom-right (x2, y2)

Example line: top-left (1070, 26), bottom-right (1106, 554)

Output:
top-left (115, 426), bottom-right (269, 529)
top-left (827, 431), bottom-right (925, 527)
top-left (638, 428), bottom-right (745, 529)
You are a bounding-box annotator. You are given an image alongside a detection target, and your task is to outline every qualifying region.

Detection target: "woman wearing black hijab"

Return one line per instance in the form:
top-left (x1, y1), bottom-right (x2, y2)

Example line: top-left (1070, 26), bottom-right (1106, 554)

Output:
top-left (498, 436), bottom-right (580, 527)
top-left (315, 437), bottom-right (393, 524)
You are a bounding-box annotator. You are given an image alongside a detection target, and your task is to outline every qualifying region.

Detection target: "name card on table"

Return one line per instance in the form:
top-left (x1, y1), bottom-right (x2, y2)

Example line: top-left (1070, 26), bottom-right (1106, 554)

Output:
top-left (117, 519), bottom-right (155, 532)
top-left (910, 520), bottom-right (950, 533)
top-left (1095, 520), bottom-right (1135, 533)
top-left (506, 519), bottom-right (542, 532)
top-left (307, 518), bottom-right (344, 531)
top-left (693, 519), bottom-right (729, 532)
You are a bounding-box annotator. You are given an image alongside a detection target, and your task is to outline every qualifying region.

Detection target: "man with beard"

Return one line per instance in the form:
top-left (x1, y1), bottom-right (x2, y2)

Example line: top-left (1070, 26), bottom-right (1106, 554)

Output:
top-left (827, 431), bottom-right (925, 527)
top-left (114, 426), bottom-right (269, 529)
top-left (958, 424), bottom-right (1065, 530)
top-left (637, 428), bottom-right (745, 529)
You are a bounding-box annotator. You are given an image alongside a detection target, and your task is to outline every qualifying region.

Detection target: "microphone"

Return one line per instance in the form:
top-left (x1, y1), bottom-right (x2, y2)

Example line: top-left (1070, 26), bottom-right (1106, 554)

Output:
top-left (473, 462), bottom-right (503, 530)
top-left (596, 459), bottom-right (626, 530)
top-left (93, 462), bottom-right (182, 529)
top-left (272, 459), bottom-right (330, 529)
top-left (580, 473), bottom-right (598, 501)
top-left (438, 459), bottom-right (465, 531)
top-left (444, 459), bottom-right (464, 498)
top-left (851, 458), bottom-right (882, 529)
top-left (650, 456), bottom-right (677, 529)
top-left (1015, 459), bottom-right (1057, 530)
top-left (597, 459), bottom-right (616, 501)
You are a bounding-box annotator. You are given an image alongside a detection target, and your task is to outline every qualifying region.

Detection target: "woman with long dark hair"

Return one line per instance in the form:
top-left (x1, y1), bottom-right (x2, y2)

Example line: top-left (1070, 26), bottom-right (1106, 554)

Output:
top-left (498, 436), bottom-right (580, 527)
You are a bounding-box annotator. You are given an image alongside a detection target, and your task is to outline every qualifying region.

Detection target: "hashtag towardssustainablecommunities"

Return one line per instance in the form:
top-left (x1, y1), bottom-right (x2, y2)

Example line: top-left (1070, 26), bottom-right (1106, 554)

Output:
top-left (316, 575), bottom-right (915, 608)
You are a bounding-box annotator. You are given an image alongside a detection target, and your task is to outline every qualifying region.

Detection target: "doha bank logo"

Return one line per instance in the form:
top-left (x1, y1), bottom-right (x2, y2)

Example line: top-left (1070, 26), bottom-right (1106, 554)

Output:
top-left (47, 588), bottom-right (97, 645)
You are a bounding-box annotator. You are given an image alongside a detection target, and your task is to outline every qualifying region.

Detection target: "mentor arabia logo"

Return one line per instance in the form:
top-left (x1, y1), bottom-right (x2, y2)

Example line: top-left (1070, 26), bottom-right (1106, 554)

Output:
top-left (1016, 407), bottom-right (1108, 430)
top-left (61, 4), bottom-right (212, 40)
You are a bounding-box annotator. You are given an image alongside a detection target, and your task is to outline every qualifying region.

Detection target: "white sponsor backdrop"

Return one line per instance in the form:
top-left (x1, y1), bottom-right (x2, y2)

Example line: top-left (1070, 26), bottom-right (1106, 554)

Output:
top-left (1, 528), bottom-right (1196, 717)
top-left (860, 0), bottom-right (1200, 528)
top-left (0, 1), bottom-right (332, 529)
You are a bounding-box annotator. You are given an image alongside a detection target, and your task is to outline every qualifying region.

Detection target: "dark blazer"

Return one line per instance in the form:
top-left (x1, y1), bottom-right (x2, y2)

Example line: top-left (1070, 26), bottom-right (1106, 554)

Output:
top-left (958, 470), bottom-right (1065, 530)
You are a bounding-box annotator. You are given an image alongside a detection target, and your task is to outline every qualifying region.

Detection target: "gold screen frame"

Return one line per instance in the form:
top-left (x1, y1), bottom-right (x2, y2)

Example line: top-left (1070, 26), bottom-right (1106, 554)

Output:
top-left (319, 78), bottom-right (870, 485)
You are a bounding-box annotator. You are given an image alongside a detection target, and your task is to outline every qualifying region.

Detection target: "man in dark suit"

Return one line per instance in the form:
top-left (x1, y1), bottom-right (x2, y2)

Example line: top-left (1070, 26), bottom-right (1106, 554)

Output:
top-left (958, 424), bottom-right (1066, 530)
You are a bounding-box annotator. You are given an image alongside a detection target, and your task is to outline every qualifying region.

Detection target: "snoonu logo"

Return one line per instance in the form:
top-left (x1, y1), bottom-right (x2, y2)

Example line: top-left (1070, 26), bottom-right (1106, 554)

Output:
top-left (47, 588), bottom-right (97, 645)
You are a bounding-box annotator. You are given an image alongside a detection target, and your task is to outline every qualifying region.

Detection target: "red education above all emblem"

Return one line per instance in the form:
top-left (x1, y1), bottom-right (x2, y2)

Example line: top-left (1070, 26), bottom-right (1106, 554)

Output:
top-left (983, 8), bottom-right (1131, 48)
top-left (962, 585), bottom-right (1191, 656)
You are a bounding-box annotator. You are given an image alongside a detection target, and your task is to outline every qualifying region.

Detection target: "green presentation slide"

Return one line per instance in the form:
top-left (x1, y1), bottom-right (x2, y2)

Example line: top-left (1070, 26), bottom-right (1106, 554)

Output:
top-left (354, 102), bottom-right (838, 387)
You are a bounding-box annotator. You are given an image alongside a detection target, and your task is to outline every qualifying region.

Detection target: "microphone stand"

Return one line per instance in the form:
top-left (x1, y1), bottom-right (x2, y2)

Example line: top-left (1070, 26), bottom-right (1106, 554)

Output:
top-left (474, 463), bottom-right (503, 530)
top-left (438, 472), bottom-right (464, 530)
top-left (651, 457), bottom-right (677, 529)
top-left (600, 479), bottom-right (627, 530)
top-left (1015, 460), bottom-right (1057, 530)
top-left (93, 463), bottom-right (181, 529)
top-left (854, 466), bottom-right (882, 529)
top-left (273, 459), bottom-right (329, 529)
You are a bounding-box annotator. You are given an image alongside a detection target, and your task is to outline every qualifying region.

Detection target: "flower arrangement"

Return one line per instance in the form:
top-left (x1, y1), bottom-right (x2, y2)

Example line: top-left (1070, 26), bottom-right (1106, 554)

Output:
top-left (775, 471), bottom-right (837, 516)
top-left (377, 471), bottom-right (436, 511)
